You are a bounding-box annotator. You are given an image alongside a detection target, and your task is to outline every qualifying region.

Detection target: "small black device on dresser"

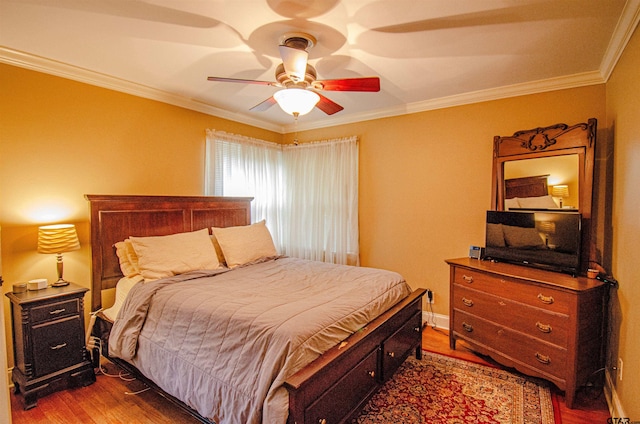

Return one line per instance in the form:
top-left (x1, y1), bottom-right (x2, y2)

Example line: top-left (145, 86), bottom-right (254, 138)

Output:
top-left (5, 282), bottom-right (95, 409)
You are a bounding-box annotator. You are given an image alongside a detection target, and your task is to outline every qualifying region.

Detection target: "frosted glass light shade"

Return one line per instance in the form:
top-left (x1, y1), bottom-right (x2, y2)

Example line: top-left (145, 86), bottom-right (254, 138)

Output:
top-left (274, 88), bottom-right (320, 116)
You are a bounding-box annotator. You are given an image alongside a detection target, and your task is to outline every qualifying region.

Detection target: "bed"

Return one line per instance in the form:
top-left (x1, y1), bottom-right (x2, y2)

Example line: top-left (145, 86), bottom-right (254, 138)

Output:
top-left (86, 194), bottom-right (425, 424)
top-left (502, 175), bottom-right (560, 210)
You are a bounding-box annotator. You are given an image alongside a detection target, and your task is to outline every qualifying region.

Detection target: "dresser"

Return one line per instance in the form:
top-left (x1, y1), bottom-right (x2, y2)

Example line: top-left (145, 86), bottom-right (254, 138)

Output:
top-left (6, 283), bottom-right (95, 409)
top-left (446, 257), bottom-right (606, 408)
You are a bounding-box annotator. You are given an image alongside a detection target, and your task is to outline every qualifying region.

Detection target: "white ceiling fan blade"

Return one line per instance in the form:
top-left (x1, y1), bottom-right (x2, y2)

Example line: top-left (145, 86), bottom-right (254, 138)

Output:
top-left (279, 45), bottom-right (308, 83)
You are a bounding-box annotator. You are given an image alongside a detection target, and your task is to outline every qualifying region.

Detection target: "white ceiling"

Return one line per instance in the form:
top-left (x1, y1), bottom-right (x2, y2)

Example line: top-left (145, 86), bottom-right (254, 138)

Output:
top-left (1, 0), bottom-right (638, 133)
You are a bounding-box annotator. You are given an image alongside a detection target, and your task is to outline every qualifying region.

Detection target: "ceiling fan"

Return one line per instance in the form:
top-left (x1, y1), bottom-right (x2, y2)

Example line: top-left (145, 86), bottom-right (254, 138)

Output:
top-left (207, 32), bottom-right (380, 117)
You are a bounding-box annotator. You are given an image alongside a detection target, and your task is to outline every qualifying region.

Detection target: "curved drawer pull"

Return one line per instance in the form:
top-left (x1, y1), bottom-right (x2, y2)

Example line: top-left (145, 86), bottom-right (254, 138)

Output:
top-left (462, 275), bottom-right (474, 283)
top-left (49, 308), bottom-right (66, 315)
top-left (537, 293), bottom-right (554, 304)
top-left (536, 322), bottom-right (552, 333)
top-left (368, 371), bottom-right (375, 378)
top-left (462, 322), bottom-right (473, 332)
top-left (498, 301), bottom-right (507, 306)
top-left (462, 297), bottom-right (474, 307)
top-left (535, 352), bottom-right (551, 364)
top-left (50, 343), bottom-right (67, 350)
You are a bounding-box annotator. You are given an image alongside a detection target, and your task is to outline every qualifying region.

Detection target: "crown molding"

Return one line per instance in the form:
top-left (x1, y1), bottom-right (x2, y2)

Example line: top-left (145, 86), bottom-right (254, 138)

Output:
top-left (288, 71), bottom-right (606, 132)
top-left (0, 47), bottom-right (285, 134)
top-left (599, 0), bottom-right (640, 81)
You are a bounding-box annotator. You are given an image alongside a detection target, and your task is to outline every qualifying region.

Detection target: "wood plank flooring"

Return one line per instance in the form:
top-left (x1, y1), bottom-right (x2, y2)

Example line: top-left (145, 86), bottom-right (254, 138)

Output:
top-left (11, 326), bottom-right (610, 423)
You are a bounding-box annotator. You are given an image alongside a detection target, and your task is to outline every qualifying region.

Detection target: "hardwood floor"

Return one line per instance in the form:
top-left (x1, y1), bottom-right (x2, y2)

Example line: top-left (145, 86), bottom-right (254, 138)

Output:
top-left (11, 326), bottom-right (610, 423)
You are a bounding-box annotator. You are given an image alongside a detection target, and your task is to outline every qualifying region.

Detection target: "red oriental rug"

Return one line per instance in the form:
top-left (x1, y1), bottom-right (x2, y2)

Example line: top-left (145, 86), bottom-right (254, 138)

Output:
top-left (354, 351), bottom-right (559, 424)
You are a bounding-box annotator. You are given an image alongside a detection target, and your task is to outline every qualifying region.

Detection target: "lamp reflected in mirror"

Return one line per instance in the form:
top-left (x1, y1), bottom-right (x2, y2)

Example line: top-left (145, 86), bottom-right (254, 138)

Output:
top-left (551, 185), bottom-right (569, 208)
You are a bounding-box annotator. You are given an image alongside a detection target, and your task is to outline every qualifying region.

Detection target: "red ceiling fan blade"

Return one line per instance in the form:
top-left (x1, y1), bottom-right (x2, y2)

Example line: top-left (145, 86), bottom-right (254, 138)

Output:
top-left (250, 96), bottom-right (277, 112)
top-left (315, 93), bottom-right (344, 115)
top-left (207, 76), bottom-right (277, 86)
top-left (316, 77), bottom-right (380, 92)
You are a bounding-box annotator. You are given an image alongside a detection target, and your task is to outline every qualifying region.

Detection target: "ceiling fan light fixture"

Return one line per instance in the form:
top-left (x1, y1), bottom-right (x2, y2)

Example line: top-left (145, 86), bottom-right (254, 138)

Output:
top-left (274, 88), bottom-right (320, 116)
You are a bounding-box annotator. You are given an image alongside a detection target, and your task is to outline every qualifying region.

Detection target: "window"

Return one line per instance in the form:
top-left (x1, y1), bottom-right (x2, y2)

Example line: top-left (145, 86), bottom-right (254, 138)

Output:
top-left (205, 130), bottom-right (358, 265)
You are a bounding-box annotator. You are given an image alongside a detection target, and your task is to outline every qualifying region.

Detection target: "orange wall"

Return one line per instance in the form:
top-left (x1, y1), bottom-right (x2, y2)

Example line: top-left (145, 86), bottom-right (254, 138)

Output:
top-left (605, 24), bottom-right (640, 419)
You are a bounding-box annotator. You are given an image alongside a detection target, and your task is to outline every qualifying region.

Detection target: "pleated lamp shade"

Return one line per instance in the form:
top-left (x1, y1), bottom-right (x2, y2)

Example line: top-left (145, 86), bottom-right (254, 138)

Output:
top-left (37, 224), bottom-right (80, 286)
top-left (38, 224), bottom-right (80, 254)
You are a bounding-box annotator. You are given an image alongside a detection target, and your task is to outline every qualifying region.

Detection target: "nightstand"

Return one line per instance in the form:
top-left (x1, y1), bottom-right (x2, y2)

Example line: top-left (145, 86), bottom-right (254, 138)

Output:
top-left (5, 282), bottom-right (95, 409)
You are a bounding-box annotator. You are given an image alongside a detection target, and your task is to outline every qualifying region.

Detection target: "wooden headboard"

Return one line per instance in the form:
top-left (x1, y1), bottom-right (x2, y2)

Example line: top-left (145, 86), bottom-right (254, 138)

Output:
top-left (85, 195), bottom-right (253, 311)
top-left (504, 174), bottom-right (549, 199)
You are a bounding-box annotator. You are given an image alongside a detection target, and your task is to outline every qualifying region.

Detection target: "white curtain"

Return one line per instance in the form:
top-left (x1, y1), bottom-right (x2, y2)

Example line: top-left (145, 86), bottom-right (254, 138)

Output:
top-left (205, 130), bottom-right (283, 246)
top-left (205, 130), bottom-right (358, 265)
top-left (280, 137), bottom-right (359, 265)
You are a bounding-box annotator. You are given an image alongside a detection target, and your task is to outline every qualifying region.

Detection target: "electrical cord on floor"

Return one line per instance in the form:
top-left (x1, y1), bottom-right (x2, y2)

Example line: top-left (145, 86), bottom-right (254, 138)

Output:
top-left (91, 335), bottom-right (151, 395)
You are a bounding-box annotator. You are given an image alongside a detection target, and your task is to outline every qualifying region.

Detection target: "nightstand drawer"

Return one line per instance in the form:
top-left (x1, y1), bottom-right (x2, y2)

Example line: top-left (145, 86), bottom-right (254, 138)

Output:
top-left (32, 316), bottom-right (85, 377)
top-left (31, 299), bottom-right (80, 324)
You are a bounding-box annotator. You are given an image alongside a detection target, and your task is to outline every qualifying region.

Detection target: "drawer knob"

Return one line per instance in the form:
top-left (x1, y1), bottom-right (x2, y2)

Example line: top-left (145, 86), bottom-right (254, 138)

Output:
top-left (536, 322), bottom-right (552, 333)
top-left (319, 419), bottom-right (327, 424)
top-left (535, 352), bottom-right (551, 364)
top-left (498, 301), bottom-right (506, 306)
top-left (462, 322), bottom-right (473, 332)
top-left (414, 326), bottom-right (421, 332)
top-left (537, 293), bottom-right (554, 304)
top-left (50, 343), bottom-right (67, 350)
top-left (462, 275), bottom-right (474, 283)
top-left (462, 297), bottom-right (474, 307)
top-left (368, 371), bottom-right (375, 378)
top-left (387, 351), bottom-right (395, 358)
top-left (49, 308), bottom-right (67, 315)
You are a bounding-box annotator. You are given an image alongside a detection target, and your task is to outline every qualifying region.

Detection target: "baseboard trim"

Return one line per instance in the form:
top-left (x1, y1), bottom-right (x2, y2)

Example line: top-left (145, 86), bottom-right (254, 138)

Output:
top-left (604, 368), bottom-right (626, 419)
top-left (422, 311), bottom-right (449, 330)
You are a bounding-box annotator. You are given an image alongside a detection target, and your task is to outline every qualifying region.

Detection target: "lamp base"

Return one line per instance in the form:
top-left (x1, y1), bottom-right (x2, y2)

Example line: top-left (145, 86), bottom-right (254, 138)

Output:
top-left (52, 279), bottom-right (70, 287)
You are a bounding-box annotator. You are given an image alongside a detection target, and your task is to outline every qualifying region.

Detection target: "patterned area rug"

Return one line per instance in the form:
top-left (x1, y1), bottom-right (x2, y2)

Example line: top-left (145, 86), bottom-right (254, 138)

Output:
top-left (355, 351), bottom-right (558, 424)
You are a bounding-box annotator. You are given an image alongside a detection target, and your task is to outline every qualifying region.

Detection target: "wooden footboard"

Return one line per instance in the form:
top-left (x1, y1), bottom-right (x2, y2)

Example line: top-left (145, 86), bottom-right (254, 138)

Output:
top-left (285, 288), bottom-right (426, 424)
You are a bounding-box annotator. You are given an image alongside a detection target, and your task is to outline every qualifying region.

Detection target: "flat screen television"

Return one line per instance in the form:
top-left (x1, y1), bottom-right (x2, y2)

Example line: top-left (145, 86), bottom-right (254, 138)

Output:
top-left (484, 210), bottom-right (582, 275)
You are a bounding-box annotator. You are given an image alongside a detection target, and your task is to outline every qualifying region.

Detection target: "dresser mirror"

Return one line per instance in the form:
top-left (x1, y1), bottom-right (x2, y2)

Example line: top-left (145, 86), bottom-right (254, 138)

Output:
top-left (490, 118), bottom-right (597, 274)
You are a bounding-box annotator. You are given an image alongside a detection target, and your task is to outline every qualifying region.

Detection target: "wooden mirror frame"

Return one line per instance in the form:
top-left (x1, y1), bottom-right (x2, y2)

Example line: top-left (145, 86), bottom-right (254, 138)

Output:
top-left (490, 118), bottom-right (597, 275)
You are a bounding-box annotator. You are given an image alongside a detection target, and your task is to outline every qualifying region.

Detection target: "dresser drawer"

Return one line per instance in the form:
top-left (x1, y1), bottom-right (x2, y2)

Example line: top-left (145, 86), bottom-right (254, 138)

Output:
top-left (453, 285), bottom-right (569, 347)
top-left (452, 267), bottom-right (572, 314)
top-left (32, 316), bottom-right (85, 377)
top-left (305, 347), bottom-right (378, 424)
top-left (31, 298), bottom-right (80, 324)
top-left (453, 311), bottom-right (567, 381)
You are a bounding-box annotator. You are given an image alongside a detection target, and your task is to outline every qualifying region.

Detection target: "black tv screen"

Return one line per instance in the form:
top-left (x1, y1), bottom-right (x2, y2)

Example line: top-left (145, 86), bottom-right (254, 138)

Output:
top-left (485, 210), bottom-right (582, 275)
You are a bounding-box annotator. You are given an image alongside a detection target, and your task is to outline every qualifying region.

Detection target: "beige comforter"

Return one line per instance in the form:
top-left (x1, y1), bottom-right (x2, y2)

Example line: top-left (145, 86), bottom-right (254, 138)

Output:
top-left (109, 257), bottom-right (411, 424)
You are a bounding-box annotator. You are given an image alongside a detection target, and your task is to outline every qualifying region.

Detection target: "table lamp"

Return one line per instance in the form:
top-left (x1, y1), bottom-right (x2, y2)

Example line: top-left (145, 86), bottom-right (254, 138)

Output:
top-left (551, 185), bottom-right (569, 208)
top-left (37, 224), bottom-right (80, 287)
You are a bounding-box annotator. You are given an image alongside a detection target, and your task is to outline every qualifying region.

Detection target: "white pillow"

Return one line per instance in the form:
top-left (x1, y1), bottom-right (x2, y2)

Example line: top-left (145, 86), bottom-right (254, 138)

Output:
top-left (129, 228), bottom-right (221, 281)
top-left (504, 197), bottom-right (521, 210)
top-left (114, 239), bottom-right (140, 278)
top-left (212, 220), bottom-right (277, 269)
top-left (517, 195), bottom-right (559, 209)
